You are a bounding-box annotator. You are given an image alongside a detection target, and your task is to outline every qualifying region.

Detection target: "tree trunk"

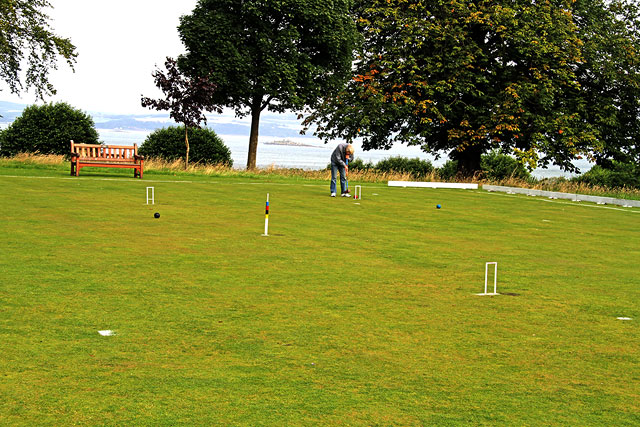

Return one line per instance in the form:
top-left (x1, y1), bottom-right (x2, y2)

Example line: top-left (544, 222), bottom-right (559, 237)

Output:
top-left (451, 144), bottom-right (483, 177)
top-left (246, 97), bottom-right (262, 169)
top-left (184, 126), bottom-right (190, 170)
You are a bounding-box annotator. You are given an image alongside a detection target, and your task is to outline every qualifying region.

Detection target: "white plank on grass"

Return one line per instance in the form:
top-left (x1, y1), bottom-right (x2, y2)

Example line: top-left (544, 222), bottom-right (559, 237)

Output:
top-left (388, 181), bottom-right (478, 189)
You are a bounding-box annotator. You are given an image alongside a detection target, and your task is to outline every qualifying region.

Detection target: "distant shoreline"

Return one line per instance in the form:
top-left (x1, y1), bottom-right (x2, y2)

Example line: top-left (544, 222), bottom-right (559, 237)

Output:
top-left (263, 139), bottom-right (320, 148)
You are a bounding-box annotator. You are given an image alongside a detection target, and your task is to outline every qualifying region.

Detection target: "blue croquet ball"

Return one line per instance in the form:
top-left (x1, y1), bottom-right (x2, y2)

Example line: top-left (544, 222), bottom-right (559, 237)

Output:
top-left (436, 204), bottom-right (441, 209)
top-left (154, 212), bottom-right (160, 218)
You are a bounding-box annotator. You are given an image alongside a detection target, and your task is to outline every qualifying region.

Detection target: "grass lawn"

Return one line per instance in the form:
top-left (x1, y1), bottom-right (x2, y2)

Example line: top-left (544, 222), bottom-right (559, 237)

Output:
top-left (0, 166), bottom-right (638, 425)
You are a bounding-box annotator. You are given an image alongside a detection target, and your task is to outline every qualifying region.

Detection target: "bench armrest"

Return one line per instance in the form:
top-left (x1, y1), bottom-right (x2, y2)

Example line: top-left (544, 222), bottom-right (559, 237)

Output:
top-left (70, 152), bottom-right (79, 158)
top-left (135, 154), bottom-right (144, 160)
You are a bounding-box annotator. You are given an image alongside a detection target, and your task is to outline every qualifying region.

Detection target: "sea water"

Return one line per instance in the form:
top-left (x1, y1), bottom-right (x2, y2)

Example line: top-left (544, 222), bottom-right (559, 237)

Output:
top-left (97, 129), bottom-right (591, 178)
top-left (97, 129), bottom-right (440, 169)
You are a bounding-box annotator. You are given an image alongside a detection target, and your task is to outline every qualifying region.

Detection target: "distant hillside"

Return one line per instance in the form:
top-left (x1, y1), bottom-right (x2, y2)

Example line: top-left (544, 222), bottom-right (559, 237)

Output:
top-left (0, 101), bottom-right (310, 138)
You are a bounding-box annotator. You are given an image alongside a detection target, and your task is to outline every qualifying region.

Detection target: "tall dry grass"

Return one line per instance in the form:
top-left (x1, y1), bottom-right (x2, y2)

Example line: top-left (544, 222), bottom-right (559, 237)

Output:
top-left (3, 153), bottom-right (639, 199)
top-left (0, 153), bottom-right (67, 165)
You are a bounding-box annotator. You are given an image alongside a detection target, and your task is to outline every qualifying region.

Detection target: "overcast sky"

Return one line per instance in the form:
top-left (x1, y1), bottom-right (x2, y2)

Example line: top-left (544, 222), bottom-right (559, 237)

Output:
top-left (1, 0), bottom-right (200, 114)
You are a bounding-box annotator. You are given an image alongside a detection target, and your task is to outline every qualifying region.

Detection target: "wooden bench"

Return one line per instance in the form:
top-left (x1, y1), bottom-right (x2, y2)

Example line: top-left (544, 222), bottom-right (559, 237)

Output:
top-left (70, 140), bottom-right (144, 178)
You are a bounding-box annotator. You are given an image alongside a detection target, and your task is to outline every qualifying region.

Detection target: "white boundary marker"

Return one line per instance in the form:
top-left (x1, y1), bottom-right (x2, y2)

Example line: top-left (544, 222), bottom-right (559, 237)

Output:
top-left (477, 262), bottom-right (499, 296)
top-left (484, 189), bottom-right (640, 214)
top-left (389, 181), bottom-right (478, 189)
top-left (146, 187), bottom-right (154, 205)
top-left (483, 184), bottom-right (640, 208)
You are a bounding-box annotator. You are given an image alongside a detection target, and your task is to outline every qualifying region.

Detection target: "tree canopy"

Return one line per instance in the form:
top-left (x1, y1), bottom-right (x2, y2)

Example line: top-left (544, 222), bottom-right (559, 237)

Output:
top-left (0, 0), bottom-right (77, 99)
top-left (178, 0), bottom-right (358, 169)
top-left (572, 0), bottom-right (640, 168)
top-left (305, 0), bottom-right (640, 175)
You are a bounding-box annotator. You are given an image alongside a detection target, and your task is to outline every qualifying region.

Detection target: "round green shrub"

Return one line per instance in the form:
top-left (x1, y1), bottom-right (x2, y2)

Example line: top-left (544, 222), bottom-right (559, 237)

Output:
top-left (480, 150), bottom-right (531, 181)
top-left (375, 156), bottom-right (434, 177)
top-left (139, 126), bottom-right (232, 166)
top-left (0, 102), bottom-right (99, 157)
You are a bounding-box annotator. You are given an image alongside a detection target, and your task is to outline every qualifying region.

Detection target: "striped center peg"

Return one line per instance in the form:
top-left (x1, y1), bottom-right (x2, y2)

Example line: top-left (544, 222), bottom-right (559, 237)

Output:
top-left (262, 193), bottom-right (269, 236)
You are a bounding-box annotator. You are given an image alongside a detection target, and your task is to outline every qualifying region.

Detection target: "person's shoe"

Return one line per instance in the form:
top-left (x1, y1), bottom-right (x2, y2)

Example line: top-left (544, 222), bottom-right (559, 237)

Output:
top-left (341, 193), bottom-right (352, 197)
top-left (331, 193), bottom-right (336, 197)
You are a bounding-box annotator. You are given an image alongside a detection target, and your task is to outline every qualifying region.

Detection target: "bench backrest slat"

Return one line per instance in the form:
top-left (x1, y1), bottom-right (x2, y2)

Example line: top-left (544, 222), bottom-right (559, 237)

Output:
top-left (71, 140), bottom-right (138, 161)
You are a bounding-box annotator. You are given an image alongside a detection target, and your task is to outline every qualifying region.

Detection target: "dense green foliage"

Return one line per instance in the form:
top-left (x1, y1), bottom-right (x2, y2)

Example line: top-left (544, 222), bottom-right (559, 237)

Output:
top-left (0, 102), bottom-right (98, 156)
top-left (306, 0), bottom-right (640, 176)
top-left (438, 152), bottom-right (532, 181)
top-left (374, 156), bottom-right (434, 177)
top-left (348, 153), bottom-right (529, 181)
top-left (178, 0), bottom-right (358, 168)
top-left (480, 150), bottom-right (532, 181)
top-left (438, 160), bottom-right (460, 181)
top-left (139, 126), bottom-right (232, 166)
top-left (347, 157), bottom-right (374, 172)
top-left (0, 0), bottom-right (76, 99)
top-left (573, 0), bottom-right (640, 167)
top-left (348, 156), bottom-right (434, 178)
top-left (574, 161), bottom-right (640, 189)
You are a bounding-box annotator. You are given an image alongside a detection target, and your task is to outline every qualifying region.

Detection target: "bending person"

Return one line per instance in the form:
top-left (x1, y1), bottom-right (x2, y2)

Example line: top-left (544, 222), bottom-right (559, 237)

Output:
top-left (329, 143), bottom-right (354, 197)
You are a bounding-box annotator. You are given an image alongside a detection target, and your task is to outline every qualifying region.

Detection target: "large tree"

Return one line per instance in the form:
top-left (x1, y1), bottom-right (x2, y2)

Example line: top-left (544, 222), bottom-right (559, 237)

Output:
top-left (306, 0), bottom-right (639, 175)
top-left (0, 0), bottom-right (76, 99)
top-left (178, 0), bottom-right (358, 169)
top-left (572, 0), bottom-right (640, 168)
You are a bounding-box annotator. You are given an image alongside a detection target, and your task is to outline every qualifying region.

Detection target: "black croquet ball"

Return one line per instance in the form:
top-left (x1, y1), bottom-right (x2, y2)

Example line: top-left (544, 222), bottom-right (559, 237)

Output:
top-left (154, 212), bottom-right (160, 218)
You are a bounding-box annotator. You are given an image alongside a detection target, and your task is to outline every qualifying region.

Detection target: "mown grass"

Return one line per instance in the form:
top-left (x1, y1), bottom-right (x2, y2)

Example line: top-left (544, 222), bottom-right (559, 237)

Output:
top-left (0, 161), bottom-right (638, 425)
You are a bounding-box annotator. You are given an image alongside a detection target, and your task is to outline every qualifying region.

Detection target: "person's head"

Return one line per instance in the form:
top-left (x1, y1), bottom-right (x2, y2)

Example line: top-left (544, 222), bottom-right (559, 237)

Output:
top-left (346, 144), bottom-right (354, 156)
